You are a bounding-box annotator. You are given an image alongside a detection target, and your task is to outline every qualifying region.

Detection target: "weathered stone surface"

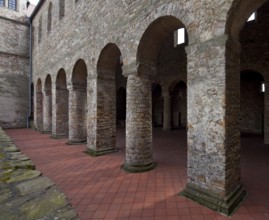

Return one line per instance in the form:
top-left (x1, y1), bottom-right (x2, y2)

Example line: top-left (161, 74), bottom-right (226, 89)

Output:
top-left (0, 127), bottom-right (78, 219)
top-left (0, 4), bottom-right (29, 128)
top-left (1, 0), bottom-right (267, 217)
top-left (6, 169), bottom-right (41, 184)
top-left (19, 189), bottom-right (68, 220)
top-left (15, 176), bottom-right (54, 196)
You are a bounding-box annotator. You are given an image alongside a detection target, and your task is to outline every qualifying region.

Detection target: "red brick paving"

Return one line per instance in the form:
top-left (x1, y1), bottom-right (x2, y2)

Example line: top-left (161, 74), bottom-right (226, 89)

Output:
top-left (5, 128), bottom-right (269, 220)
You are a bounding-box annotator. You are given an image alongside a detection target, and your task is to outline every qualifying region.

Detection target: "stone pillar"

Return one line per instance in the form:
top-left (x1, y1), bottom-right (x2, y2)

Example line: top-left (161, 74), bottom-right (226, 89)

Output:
top-left (52, 86), bottom-right (69, 139)
top-left (42, 89), bottom-right (52, 133)
top-left (122, 63), bottom-right (156, 172)
top-left (264, 81), bottom-right (269, 143)
top-left (162, 89), bottom-right (172, 130)
top-left (86, 73), bottom-right (118, 156)
top-left (180, 36), bottom-right (246, 216)
top-left (34, 88), bottom-right (43, 131)
top-left (67, 85), bottom-right (87, 144)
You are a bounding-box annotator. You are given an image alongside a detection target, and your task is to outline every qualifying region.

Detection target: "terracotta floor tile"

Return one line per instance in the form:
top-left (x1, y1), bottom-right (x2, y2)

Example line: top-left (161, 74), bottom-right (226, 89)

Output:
top-left (6, 128), bottom-right (269, 220)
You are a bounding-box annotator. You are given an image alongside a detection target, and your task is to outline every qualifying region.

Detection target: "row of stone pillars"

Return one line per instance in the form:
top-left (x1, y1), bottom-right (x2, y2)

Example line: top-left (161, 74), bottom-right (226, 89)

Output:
top-left (34, 35), bottom-right (268, 216)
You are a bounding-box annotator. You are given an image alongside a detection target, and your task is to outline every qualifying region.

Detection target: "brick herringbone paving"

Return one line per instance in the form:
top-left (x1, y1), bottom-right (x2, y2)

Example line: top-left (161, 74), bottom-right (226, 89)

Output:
top-left (6, 128), bottom-right (269, 220)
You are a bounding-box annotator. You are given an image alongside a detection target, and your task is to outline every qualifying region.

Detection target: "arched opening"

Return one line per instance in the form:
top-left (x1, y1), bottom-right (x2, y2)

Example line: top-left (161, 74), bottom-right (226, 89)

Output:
top-left (170, 81), bottom-right (187, 129)
top-left (43, 74), bottom-right (52, 133)
top-left (213, 0), bottom-right (269, 215)
top-left (35, 78), bottom-right (43, 131)
top-left (54, 69), bottom-right (69, 138)
top-left (68, 59), bottom-right (87, 144)
top-left (123, 15), bottom-right (188, 173)
top-left (116, 87), bottom-right (126, 126)
top-left (86, 43), bottom-right (123, 156)
top-left (152, 84), bottom-right (163, 127)
top-left (240, 71), bottom-right (264, 136)
top-left (237, 1), bottom-right (269, 215)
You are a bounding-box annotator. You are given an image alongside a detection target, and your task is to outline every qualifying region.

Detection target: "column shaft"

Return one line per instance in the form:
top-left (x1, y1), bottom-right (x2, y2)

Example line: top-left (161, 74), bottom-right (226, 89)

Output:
top-left (68, 88), bottom-right (87, 144)
top-left (123, 74), bottom-right (155, 172)
top-left (42, 90), bottom-right (52, 133)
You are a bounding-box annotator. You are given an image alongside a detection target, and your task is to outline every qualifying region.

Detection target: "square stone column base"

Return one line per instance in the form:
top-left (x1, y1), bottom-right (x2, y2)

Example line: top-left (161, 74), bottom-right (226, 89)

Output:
top-left (85, 147), bottom-right (118, 157)
top-left (179, 183), bottom-right (246, 216)
top-left (122, 161), bottom-right (156, 173)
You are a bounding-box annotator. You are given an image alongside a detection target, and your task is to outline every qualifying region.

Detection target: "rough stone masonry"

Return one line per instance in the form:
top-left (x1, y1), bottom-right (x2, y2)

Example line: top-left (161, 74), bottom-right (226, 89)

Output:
top-left (0, 127), bottom-right (78, 220)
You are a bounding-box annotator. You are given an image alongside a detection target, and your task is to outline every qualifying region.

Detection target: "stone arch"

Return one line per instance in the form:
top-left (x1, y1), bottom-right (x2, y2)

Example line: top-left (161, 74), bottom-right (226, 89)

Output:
top-left (169, 80), bottom-right (187, 129)
top-left (97, 43), bottom-right (121, 75)
top-left (72, 59), bottom-right (87, 85)
top-left (226, 0), bottom-right (267, 41)
top-left (68, 59), bottom-right (87, 144)
top-left (47, 2), bottom-right (52, 32)
top-left (35, 78), bottom-right (43, 131)
top-left (123, 15), bottom-right (189, 173)
top-left (43, 74), bottom-right (52, 133)
top-left (137, 15), bottom-right (187, 65)
top-left (53, 69), bottom-right (69, 138)
top-left (86, 43), bottom-right (121, 156)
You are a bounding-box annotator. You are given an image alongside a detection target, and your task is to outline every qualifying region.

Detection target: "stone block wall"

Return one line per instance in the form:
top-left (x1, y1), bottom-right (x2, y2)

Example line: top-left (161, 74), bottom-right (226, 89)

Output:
top-left (0, 7), bottom-right (29, 128)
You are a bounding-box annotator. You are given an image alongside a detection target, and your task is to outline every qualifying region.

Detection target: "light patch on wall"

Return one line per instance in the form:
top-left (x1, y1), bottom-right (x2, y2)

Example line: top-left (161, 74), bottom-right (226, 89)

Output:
top-left (261, 82), bottom-right (265, 93)
top-left (247, 12), bottom-right (256, 22)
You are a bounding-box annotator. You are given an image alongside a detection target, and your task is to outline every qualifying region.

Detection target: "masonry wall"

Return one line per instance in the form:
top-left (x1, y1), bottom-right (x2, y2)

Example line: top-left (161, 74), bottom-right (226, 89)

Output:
top-left (0, 6), bottom-right (29, 128)
top-left (31, 0), bottom-right (241, 85)
top-left (30, 0), bottom-right (269, 214)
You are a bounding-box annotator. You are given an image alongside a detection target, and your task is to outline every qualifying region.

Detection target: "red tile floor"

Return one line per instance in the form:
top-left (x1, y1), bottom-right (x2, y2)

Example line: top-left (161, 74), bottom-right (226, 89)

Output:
top-left (6, 128), bottom-right (269, 220)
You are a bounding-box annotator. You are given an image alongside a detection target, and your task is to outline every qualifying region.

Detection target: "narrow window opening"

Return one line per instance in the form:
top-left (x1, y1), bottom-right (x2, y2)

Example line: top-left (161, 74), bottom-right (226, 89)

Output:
top-left (174, 28), bottom-right (185, 47)
top-left (261, 82), bottom-right (265, 93)
top-left (247, 12), bottom-right (256, 22)
top-left (8, 0), bottom-right (17, 10)
top-left (47, 3), bottom-right (52, 32)
top-left (38, 17), bottom-right (42, 43)
top-left (59, 0), bottom-right (65, 20)
top-left (0, 0), bottom-right (4, 7)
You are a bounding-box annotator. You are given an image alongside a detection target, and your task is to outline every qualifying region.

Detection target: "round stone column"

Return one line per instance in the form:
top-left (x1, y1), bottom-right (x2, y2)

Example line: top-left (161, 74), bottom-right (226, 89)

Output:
top-left (52, 87), bottom-right (69, 139)
top-left (67, 85), bottom-right (87, 144)
top-left (162, 89), bottom-right (172, 131)
top-left (122, 63), bottom-right (156, 172)
top-left (34, 89), bottom-right (43, 131)
top-left (42, 89), bottom-right (52, 133)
